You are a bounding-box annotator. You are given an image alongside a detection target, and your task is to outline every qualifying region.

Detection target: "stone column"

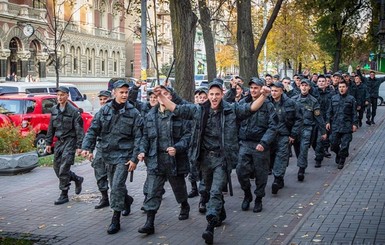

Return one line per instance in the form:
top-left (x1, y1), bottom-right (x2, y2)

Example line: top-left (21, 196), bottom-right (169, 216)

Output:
top-left (36, 52), bottom-right (49, 79)
top-left (0, 49), bottom-right (11, 80)
top-left (17, 51), bottom-right (31, 79)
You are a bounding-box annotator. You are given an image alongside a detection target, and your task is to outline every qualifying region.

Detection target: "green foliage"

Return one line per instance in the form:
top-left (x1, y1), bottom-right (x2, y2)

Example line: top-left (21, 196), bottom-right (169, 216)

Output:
top-left (0, 237), bottom-right (33, 245)
top-left (160, 62), bottom-right (175, 77)
top-left (0, 125), bottom-right (35, 155)
top-left (38, 154), bottom-right (87, 167)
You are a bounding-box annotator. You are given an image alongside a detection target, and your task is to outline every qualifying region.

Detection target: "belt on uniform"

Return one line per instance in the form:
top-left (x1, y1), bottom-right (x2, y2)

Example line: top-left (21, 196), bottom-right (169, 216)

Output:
top-left (57, 136), bottom-right (74, 142)
top-left (202, 150), bottom-right (222, 157)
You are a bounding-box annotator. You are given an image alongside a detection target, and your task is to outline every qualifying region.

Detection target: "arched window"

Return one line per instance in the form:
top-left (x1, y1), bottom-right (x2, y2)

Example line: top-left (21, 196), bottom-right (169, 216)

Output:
top-left (76, 47), bottom-right (81, 74)
top-left (70, 46), bottom-right (76, 73)
top-left (112, 51), bottom-right (116, 74)
top-left (91, 48), bottom-right (95, 75)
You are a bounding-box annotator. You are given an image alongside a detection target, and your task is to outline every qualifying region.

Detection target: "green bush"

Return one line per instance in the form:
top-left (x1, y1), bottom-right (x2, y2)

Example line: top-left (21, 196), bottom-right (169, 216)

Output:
top-left (0, 124), bottom-right (36, 154)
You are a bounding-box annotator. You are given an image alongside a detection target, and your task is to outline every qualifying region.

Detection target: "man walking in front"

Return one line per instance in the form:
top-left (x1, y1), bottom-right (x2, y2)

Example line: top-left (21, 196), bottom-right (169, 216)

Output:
top-left (45, 86), bottom-right (84, 205)
top-left (326, 81), bottom-right (358, 169)
top-left (81, 81), bottom-right (142, 234)
top-left (153, 80), bottom-right (268, 244)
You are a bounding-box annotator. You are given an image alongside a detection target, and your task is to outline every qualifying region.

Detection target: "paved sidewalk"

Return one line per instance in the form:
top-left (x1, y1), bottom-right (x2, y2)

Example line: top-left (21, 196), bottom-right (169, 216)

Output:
top-left (1, 108), bottom-right (385, 245)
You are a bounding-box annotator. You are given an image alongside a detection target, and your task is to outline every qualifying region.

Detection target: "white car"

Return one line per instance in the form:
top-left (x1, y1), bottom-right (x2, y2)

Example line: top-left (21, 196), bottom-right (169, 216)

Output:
top-left (0, 82), bottom-right (93, 112)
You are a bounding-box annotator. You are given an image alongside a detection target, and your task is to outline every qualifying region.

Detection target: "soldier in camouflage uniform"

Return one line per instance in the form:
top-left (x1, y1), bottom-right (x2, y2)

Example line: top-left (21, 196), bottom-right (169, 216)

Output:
top-left (45, 86), bottom-right (84, 206)
top-left (237, 78), bottom-right (278, 212)
top-left (313, 75), bottom-right (335, 168)
top-left (154, 81), bottom-right (268, 244)
top-left (269, 82), bottom-right (302, 195)
top-left (81, 81), bottom-right (142, 235)
top-left (326, 80), bottom-right (358, 169)
top-left (88, 90), bottom-right (112, 209)
top-left (137, 86), bottom-right (191, 235)
top-left (353, 74), bottom-right (370, 127)
top-left (292, 79), bottom-right (327, 181)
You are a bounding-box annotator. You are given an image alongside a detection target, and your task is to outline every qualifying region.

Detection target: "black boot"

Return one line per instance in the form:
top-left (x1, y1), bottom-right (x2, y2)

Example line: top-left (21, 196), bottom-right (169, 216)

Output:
top-left (315, 160), bottom-right (321, 168)
top-left (138, 211), bottom-right (155, 235)
top-left (338, 157), bottom-right (346, 169)
top-left (74, 175), bottom-right (84, 195)
top-left (272, 176), bottom-right (280, 194)
top-left (297, 167), bottom-right (305, 182)
top-left (188, 181), bottom-right (199, 198)
top-left (107, 211), bottom-right (121, 234)
top-left (178, 201), bottom-right (190, 220)
top-left (241, 189), bottom-right (253, 211)
top-left (95, 190), bottom-right (109, 209)
top-left (202, 215), bottom-right (216, 244)
top-left (335, 154), bottom-right (340, 164)
top-left (199, 191), bottom-right (209, 214)
top-left (54, 190), bottom-right (69, 205)
top-left (122, 195), bottom-right (134, 216)
top-left (253, 197), bottom-right (263, 213)
top-left (324, 149), bottom-right (331, 158)
top-left (215, 205), bottom-right (226, 227)
top-left (277, 176), bottom-right (284, 189)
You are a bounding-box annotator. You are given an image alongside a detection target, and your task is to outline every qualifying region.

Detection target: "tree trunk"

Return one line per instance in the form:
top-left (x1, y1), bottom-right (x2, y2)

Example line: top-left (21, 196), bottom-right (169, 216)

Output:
top-left (198, 0), bottom-right (216, 81)
top-left (253, 0), bottom-right (284, 77)
top-left (333, 26), bottom-right (343, 72)
top-left (236, 0), bottom-right (256, 80)
top-left (169, 0), bottom-right (198, 101)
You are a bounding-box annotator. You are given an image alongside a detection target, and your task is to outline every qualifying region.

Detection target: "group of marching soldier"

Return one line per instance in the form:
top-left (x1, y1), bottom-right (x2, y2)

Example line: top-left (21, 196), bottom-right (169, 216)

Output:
top-left (46, 66), bottom-right (384, 244)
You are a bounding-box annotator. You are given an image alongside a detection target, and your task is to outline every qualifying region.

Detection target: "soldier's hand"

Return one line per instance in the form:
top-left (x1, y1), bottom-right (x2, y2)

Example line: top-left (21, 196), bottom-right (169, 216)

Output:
top-left (125, 160), bottom-right (137, 172)
top-left (261, 86), bottom-right (271, 96)
top-left (356, 65), bottom-right (361, 70)
top-left (135, 79), bottom-right (142, 88)
top-left (46, 145), bottom-right (52, 154)
top-left (87, 153), bottom-right (94, 161)
top-left (352, 125), bottom-right (357, 132)
top-left (76, 149), bottom-right (82, 156)
top-left (167, 147), bottom-right (176, 156)
top-left (321, 134), bottom-right (327, 140)
top-left (365, 101), bottom-right (369, 105)
top-left (153, 86), bottom-right (162, 96)
top-left (357, 106), bottom-right (361, 111)
top-left (256, 144), bottom-right (264, 152)
top-left (326, 123), bottom-right (331, 131)
top-left (138, 153), bottom-right (145, 161)
top-left (288, 137), bottom-right (295, 144)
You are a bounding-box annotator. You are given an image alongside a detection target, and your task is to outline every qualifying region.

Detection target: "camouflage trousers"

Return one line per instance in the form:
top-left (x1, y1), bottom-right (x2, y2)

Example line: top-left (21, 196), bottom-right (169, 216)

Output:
top-left (106, 162), bottom-right (129, 211)
top-left (53, 137), bottom-right (79, 191)
top-left (91, 149), bottom-right (108, 192)
top-left (330, 132), bottom-right (352, 158)
top-left (200, 152), bottom-right (227, 220)
top-left (270, 135), bottom-right (290, 178)
top-left (143, 173), bottom-right (188, 212)
top-left (293, 125), bottom-right (313, 169)
top-left (236, 141), bottom-right (269, 199)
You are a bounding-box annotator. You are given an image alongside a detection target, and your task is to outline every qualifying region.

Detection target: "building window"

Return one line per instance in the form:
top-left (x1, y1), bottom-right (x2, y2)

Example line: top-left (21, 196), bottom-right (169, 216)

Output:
top-left (74, 58), bottom-right (77, 70)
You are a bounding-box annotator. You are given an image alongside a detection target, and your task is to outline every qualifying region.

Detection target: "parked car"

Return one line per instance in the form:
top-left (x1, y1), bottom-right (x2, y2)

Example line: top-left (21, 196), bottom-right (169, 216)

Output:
top-left (0, 82), bottom-right (93, 112)
top-left (0, 93), bottom-right (93, 156)
top-left (195, 74), bottom-right (208, 87)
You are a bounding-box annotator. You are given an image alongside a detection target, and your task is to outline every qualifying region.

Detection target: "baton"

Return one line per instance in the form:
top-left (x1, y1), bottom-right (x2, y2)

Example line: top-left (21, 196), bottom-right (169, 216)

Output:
top-left (130, 170), bottom-right (134, 182)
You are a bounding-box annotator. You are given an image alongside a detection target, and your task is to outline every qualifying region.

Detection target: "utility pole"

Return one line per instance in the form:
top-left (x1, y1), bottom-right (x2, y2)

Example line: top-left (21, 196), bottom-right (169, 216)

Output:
top-left (141, 0), bottom-right (147, 82)
top-left (263, 1), bottom-right (267, 75)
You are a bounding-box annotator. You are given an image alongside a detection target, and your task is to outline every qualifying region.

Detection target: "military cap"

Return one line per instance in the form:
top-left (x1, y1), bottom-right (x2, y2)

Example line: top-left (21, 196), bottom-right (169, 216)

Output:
top-left (300, 79), bottom-right (311, 85)
top-left (273, 74), bottom-right (280, 79)
top-left (199, 88), bottom-right (208, 94)
top-left (56, 86), bottom-right (69, 93)
top-left (160, 85), bottom-right (172, 93)
top-left (113, 80), bottom-right (129, 89)
top-left (98, 90), bottom-right (111, 98)
top-left (249, 77), bottom-right (264, 87)
top-left (194, 89), bottom-right (201, 95)
top-left (332, 72), bottom-right (343, 78)
top-left (208, 81), bottom-right (223, 90)
top-left (212, 78), bottom-right (224, 84)
top-left (234, 75), bottom-right (244, 81)
top-left (271, 82), bottom-right (284, 89)
top-left (265, 73), bottom-right (272, 78)
top-left (317, 74), bottom-right (326, 80)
